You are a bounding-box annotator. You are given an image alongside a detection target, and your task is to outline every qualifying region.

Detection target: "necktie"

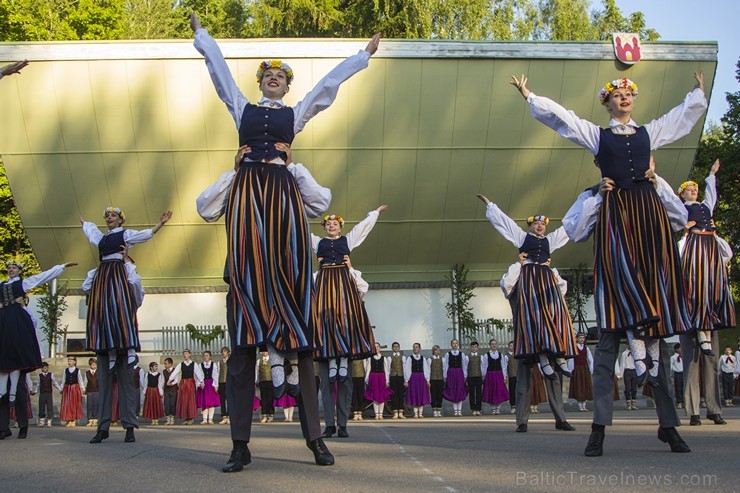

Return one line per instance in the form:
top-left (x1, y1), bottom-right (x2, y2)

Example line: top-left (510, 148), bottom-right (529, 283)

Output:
top-left (677, 356), bottom-right (681, 363)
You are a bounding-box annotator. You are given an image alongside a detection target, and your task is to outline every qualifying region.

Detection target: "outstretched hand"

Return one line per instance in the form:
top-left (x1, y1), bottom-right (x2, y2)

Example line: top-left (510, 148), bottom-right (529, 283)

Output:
top-left (375, 204), bottom-right (389, 214)
top-left (710, 158), bottom-right (720, 175)
top-left (365, 33), bottom-right (381, 56)
top-left (0, 60), bottom-right (29, 77)
top-left (476, 193), bottom-right (491, 205)
top-left (79, 216), bottom-right (85, 225)
top-left (694, 70), bottom-right (704, 92)
top-left (510, 74), bottom-right (530, 99)
top-left (160, 211), bottom-right (173, 224)
top-left (189, 12), bottom-right (202, 32)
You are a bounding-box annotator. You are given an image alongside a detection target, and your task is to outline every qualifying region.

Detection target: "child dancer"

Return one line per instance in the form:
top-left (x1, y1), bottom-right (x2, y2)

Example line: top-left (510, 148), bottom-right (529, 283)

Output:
top-left (677, 159), bottom-right (736, 355)
top-left (669, 344), bottom-right (684, 409)
top-left (443, 339), bottom-right (468, 416)
top-left (568, 333), bottom-right (594, 412)
top-left (429, 345), bottom-right (445, 417)
top-left (218, 347), bottom-right (230, 424)
top-left (351, 358), bottom-right (367, 421)
top-left (167, 349), bottom-right (203, 425)
top-left (364, 343), bottom-right (392, 420)
top-left (481, 339), bottom-right (509, 415)
top-left (476, 195), bottom-right (576, 379)
top-left (467, 342), bottom-right (483, 416)
top-left (81, 208), bottom-right (170, 372)
top-left (0, 261), bottom-right (76, 405)
top-left (34, 362), bottom-right (61, 427)
top-left (162, 358), bottom-right (178, 425)
top-left (197, 351), bottom-right (220, 424)
top-left (512, 71), bottom-right (706, 455)
top-left (387, 342), bottom-right (406, 419)
top-left (404, 343), bottom-right (431, 418)
top-left (311, 206), bottom-right (386, 382)
top-left (190, 9), bottom-right (379, 471)
top-left (256, 351), bottom-right (274, 423)
top-left (85, 358), bottom-right (99, 427)
top-left (131, 364), bottom-right (142, 419)
top-left (141, 362), bottom-right (164, 425)
top-left (60, 356), bottom-right (85, 427)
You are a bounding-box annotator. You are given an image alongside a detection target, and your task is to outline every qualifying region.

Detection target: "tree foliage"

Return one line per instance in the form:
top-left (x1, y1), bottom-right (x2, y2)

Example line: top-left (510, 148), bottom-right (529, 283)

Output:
top-left (0, 160), bottom-right (39, 276)
top-left (445, 264), bottom-right (477, 340)
top-left (689, 57), bottom-right (740, 299)
top-left (36, 282), bottom-right (69, 357)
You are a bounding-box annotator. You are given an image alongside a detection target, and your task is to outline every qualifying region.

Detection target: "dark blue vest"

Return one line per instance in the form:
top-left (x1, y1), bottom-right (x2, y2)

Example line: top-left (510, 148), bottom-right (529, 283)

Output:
top-left (238, 104), bottom-right (295, 163)
top-left (448, 352), bottom-right (462, 368)
top-left (317, 236), bottom-right (351, 266)
top-left (595, 126), bottom-right (651, 189)
top-left (181, 363), bottom-right (194, 379)
top-left (0, 279), bottom-right (25, 305)
top-left (98, 230), bottom-right (126, 260)
top-left (370, 357), bottom-right (385, 373)
top-left (487, 353), bottom-right (502, 372)
top-left (411, 356), bottom-right (424, 373)
top-left (519, 234), bottom-right (550, 264)
top-left (147, 373), bottom-right (159, 388)
top-left (202, 363), bottom-right (214, 380)
top-left (685, 203), bottom-right (713, 231)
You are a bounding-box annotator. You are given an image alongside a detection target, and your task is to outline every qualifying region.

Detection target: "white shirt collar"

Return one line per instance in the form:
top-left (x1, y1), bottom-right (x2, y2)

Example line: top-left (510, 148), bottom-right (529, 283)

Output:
top-left (608, 118), bottom-right (638, 129)
top-left (9, 276), bottom-right (20, 282)
top-left (393, 352), bottom-right (400, 357)
top-left (258, 97), bottom-right (285, 108)
top-left (107, 226), bottom-right (123, 233)
top-left (470, 352), bottom-right (477, 357)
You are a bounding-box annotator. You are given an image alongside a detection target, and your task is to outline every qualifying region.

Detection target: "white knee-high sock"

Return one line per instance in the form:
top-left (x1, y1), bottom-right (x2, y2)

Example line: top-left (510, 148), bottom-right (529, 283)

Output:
top-left (646, 338), bottom-right (660, 378)
top-left (268, 347), bottom-right (285, 386)
top-left (209, 407), bottom-right (216, 422)
top-left (626, 330), bottom-right (647, 376)
top-left (202, 409), bottom-right (208, 421)
top-left (0, 372), bottom-right (8, 398)
top-left (538, 354), bottom-right (554, 375)
top-left (285, 407), bottom-right (294, 420)
top-left (286, 354), bottom-right (299, 386)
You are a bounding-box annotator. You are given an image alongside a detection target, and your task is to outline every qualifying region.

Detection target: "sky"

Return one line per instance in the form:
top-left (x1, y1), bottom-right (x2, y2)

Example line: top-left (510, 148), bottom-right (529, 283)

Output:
top-left (589, 0), bottom-right (739, 124)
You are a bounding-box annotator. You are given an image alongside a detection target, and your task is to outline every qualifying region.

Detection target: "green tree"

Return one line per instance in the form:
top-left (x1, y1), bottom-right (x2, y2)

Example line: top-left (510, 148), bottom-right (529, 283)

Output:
top-left (123, 0), bottom-right (180, 39)
top-left (590, 0), bottom-right (659, 41)
top-left (36, 282), bottom-right (69, 357)
top-left (445, 264), bottom-right (477, 340)
top-left (0, 160), bottom-right (39, 276)
top-left (689, 58), bottom-right (740, 299)
top-left (535, 0), bottom-right (594, 41)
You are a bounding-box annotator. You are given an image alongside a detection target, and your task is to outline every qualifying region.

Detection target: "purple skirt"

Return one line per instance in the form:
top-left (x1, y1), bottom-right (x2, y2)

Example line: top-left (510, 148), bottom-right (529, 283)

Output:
top-left (274, 394), bottom-right (297, 408)
top-left (483, 370), bottom-right (509, 405)
top-left (364, 372), bottom-right (393, 403)
top-left (196, 379), bottom-right (221, 408)
top-left (405, 373), bottom-right (431, 406)
top-left (443, 368), bottom-right (468, 403)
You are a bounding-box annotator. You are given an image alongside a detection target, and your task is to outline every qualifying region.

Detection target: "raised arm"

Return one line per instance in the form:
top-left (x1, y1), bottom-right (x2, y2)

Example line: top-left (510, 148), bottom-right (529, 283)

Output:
top-left (477, 194), bottom-right (526, 248)
top-left (645, 72), bottom-right (707, 150)
top-left (345, 205), bottom-right (387, 250)
top-left (293, 34), bottom-right (379, 133)
top-left (81, 220), bottom-right (104, 245)
top-left (562, 188), bottom-right (602, 243)
top-left (0, 60), bottom-right (29, 79)
top-left (546, 226), bottom-right (569, 253)
top-left (192, 14), bottom-right (248, 128)
top-left (703, 159), bottom-right (719, 213)
top-left (511, 74), bottom-right (600, 154)
top-left (654, 174), bottom-right (688, 232)
top-left (22, 263), bottom-right (76, 292)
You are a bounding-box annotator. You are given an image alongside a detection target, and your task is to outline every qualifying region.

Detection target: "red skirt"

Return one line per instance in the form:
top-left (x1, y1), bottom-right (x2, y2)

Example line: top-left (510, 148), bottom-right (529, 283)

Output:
top-left (176, 379), bottom-right (198, 419)
top-left (142, 387), bottom-right (164, 419)
top-left (9, 391), bottom-right (33, 421)
top-left (568, 365), bottom-right (593, 401)
top-left (60, 385), bottom-right (83, 421)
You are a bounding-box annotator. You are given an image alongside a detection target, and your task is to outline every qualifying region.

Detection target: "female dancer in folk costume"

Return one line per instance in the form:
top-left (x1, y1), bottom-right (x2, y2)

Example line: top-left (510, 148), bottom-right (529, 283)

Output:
top-left (443, 339), bottom-right (468, 416)
top-left (518, 73), bottom-right (707, 456)
top-left (477, 194), bottom-right (577, 379)
top-left (568, 332), bottom-right (594, 412)
top-left (81, 207), bottom-right (171, 372)
top-left (191, 9), bottom-right (380, 469)
top-left (364, 342), bottom-right (392, 420)
top-left (140, 361), bottom-right (165, 425)
top-left (273, 393), bottom-right (297, 422)
top-left (197, 351), bottom-right (221, 425)
top-left (481, 339), bottom-right (509, 415)
top-left (404, 343), bottom-right (431, 418)
top-left (0, 261), bottom-right (77, 404)
top-left (513, 73), bottom-right (705, 387)
top-left (60, 356), bottom-right (85, 426)
top-left (167, 349), bottom-right (203, 425)
top-left (676, 160), bottom-right (736, 355)
top-left (311, 205), bottom-right (386, 381)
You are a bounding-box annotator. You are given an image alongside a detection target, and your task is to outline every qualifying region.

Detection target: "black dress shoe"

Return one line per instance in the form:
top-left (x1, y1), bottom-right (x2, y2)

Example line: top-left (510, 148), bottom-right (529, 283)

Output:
top-left (307, 438), bottom-right (335, 466)
top-left (337, 426), bottom-right (349, 438)
top-left (657, 427), bottom-right (690, 453)
top-left (222, 440), bottom-right (251, 473)
top-left (0, 430), bottom-right (12, 440)
top-left (89, 430), bottom-right (109, 443)
top-left (515, 424), bottom-right (527, 433)
top-left (124, 428), bottom-right (135, 443)
top-left (689, 415), bottom-right (701, 426)
top-left (17, 427), bottom-right (27, 439)
top-left (126, 354), bottom-right (139, 369)
top-left (321, 426), bottom-right (336, 438)
top-left (706, 414), bottom-right (727, 425)
top-left (555, 420), bottom-right (575, 431)
top-left (584, 429), bottom-right (605, 457)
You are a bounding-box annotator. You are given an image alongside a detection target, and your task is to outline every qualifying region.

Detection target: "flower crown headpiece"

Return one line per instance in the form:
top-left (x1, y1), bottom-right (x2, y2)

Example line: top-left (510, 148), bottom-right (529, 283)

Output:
top-left (5, 260), bottom-right (23, 270)
top-left (676, 181), bottom-right (698, 196)
top-left (321, 214), bottom-right (344, 227)
top-left (104, 207), bottom-right (125, 222)
top-left (599, 78), bottom-right (638, 104)
top-left (527, 215), bottom-right (549, 225)
top-left (256, 60), bottom-right (294, 85)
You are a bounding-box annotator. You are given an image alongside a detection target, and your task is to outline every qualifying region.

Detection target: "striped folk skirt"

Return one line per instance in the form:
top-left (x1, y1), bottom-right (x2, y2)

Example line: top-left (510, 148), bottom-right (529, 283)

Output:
top-left (60, 385), bottom-right (83, 421)
top-left (681, 232), bottom-right (736, 331)
top-left (86, 260), bottom-right (139, 352)
top-left (514, 263), bottom-right (577, 358)
top-left (315, 264), bottom-right (375, 359)
top-left (594, 182), bottom-right (690, 338)
top-left (226, 162), bottom-right (320, 353)
top-left (142, 387), bottom-right (164, 419)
